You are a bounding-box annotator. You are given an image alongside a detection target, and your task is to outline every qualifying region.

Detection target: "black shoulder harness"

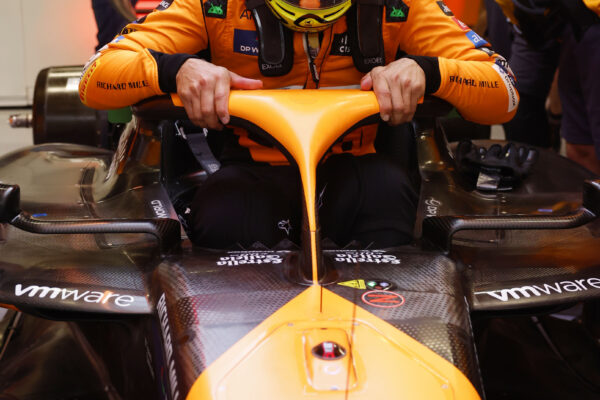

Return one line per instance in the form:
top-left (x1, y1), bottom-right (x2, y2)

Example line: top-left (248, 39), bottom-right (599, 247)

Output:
top-left (245, 0), bottom-right (386, 77)
top-left (245, 0), bottom-right (294, 76)
top-left (348, 0), bottom-right (386, 72)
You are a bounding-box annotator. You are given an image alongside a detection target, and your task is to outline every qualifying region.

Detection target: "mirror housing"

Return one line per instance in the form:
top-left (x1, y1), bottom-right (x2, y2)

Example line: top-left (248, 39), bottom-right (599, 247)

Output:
top-left (0, 184), bottom-right (21, 223)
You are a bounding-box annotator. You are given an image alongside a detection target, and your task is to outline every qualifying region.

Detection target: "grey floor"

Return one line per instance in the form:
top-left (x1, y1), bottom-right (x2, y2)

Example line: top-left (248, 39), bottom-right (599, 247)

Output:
top-left (0, 108), bottom-right (33, 156)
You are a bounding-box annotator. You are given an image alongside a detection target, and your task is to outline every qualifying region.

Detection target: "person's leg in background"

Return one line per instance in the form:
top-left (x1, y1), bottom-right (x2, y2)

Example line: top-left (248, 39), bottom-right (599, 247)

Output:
top-left (483, 0), bottom-right (513, 59)
top-left (559, 24), bottom-right (600, 175)
top-left (502, 31), bottom-right (561, 149)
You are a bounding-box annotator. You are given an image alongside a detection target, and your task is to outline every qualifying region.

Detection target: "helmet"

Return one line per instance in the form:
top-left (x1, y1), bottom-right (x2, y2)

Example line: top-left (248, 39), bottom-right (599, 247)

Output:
top-left (265, 0), bottom-right (352, 32)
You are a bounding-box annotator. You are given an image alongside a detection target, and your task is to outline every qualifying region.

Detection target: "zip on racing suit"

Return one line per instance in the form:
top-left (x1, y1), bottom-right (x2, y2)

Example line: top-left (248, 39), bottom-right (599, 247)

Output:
top-left (79, 0), bottom-right (520, 248)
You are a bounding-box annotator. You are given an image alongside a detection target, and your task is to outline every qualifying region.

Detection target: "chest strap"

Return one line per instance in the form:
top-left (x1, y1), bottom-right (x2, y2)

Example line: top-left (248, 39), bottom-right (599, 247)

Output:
top-left (244, 0), bottom-right (386, 76)
top-left (246, 0), bottom-right (294, 76)
top-left (348, 0), bottom-right (386, 72)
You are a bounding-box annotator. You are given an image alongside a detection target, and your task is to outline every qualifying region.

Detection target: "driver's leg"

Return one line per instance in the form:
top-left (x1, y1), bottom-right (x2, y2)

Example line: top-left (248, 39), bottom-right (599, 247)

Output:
top-left (318, 153), bottom-right (418, 248)
top-left (190, 163), bottom-right (301, 248)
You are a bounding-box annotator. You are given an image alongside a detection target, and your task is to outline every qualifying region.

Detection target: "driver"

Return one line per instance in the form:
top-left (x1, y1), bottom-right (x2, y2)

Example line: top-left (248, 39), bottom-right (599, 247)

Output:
top-left (79, 0), bottom-right (519, 249)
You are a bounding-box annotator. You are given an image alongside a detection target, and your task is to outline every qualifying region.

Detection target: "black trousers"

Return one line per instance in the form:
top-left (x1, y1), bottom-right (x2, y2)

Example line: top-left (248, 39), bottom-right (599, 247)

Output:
top-left (190, 153), bottom-right (418, 249)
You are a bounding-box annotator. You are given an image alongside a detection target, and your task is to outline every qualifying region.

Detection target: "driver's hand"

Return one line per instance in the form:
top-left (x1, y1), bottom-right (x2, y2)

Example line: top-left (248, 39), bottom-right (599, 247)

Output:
top-left (360, 58), bottom-right (426, 126)
top-left (176, 59), bottom-right (263, 129)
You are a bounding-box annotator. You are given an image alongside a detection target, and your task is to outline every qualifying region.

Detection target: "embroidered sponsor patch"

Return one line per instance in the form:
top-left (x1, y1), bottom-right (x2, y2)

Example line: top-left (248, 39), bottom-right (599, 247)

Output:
top-left (240, 8), bottom-right (253, 19)
top-left (120, 26), bottom-right (137, 34)
top-left (338, 279), bottom-right (397, 291)
top-left (494, 56), bottom-right (516, 86)
top-left (386, 0), bottom-right (409, 22)
top-left (330, 32), bottom-right (351, 56)
top-left (436, 1), bottom-right (453, 16)
top-left (477, 47), bottom-right (495, 57)
top-left (451, 16), bottom-right (470, 31)
top-left (465, 30), bottom-right (488, 48)
top-left (493, 63), bottom-right (518, 113)
top-left (79, 59), bottom-right (100, 104)
top-left (233, 29), bottom-right (259, 56)
top-left (204, 0), bottom-right (227, 18)
top-left (157, 0), bottom-right (174, 10)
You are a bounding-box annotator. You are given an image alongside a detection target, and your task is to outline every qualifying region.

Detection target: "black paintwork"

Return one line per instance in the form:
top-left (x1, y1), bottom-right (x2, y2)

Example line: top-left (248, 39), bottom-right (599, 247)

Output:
top-left (0, 94), bottom-right (599, 399)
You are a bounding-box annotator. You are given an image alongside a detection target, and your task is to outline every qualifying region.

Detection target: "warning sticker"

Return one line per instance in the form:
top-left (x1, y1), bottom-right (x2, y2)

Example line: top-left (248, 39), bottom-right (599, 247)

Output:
top-left (338, 279), bottom-right (396, 291)
top-left (338, 279), bottom-right (367, 289)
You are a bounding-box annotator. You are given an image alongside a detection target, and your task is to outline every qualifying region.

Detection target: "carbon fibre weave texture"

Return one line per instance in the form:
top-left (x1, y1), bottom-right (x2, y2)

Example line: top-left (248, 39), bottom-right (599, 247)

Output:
top-left (151, 248), bottom-right (481, 395)
top-left (153, 250), bottom-right (305, 394)
top-left (326, 249), bottom-right (480, 390)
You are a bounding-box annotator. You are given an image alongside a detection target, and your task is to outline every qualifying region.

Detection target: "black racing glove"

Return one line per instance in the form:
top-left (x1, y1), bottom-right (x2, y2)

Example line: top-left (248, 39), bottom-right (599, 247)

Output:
top-left (456, 140), bottom-right (538, 191)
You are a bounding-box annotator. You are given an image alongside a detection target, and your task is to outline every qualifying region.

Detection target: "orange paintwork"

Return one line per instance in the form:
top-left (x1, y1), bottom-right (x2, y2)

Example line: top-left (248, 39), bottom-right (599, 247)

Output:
top-left (177, 90), bottom-right (480, 399)
top-left (81, 0), bottom-right (518, 165)
top-left (228, 90), bottom-right (378, 283)
top-left (186, 285), bottom-right (481, 400)
top-left (175, 89), bottom-right (379, 282)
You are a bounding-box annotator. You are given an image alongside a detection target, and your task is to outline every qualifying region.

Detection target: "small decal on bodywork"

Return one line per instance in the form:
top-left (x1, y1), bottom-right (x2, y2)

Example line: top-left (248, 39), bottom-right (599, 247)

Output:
top-left (362, 290), bottom-right (405, 308)
top-left (492, 63), bottom-right (518, 113)
top-left (151, 200), bottom-right (168, 218)
top-left (333, 250), bottom-right (401, 264)
top-left (217, 251), bottom-right (283, 266)
top-left (424, 197), bottom-right (441, 217)
top-left (157, 293), bottom-right (180, 400)
top-left (14, 284), bottom-right (136, 307)
top-left (475, 277), bottom-right (600, 302)
top-left (338, 279), bottom-right (397, 291)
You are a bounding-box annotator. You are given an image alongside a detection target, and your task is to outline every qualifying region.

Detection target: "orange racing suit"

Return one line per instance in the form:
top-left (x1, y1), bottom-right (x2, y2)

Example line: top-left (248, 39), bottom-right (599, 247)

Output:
top-left (80, 0), bottom-right (519, 164)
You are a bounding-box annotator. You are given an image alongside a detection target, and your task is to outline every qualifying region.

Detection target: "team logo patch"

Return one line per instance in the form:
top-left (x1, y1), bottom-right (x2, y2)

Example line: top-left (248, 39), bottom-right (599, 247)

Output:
top-left (386, 0), bottom-right (409, 22)
top-left (233, 29), bottom-right (259, 56)
top-left (436, 1), bottom-right (453, 16)
top-left (465, 30), bottom-right (488, 48)
top-left (330, 33), bottom-right (351, 56)
top-left (204, 0), bottom-right (227, 18)
top-left (156, 0), bottom-right (174, 10)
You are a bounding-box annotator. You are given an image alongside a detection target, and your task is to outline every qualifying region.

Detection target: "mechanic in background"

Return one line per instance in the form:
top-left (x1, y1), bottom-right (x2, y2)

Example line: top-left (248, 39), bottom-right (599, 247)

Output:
top-left (92, 0), bottom-right (138, 50)
top-left (79, 0), bottom-right (519, 249)
top-left (495, 0), bottom-right (600, 174)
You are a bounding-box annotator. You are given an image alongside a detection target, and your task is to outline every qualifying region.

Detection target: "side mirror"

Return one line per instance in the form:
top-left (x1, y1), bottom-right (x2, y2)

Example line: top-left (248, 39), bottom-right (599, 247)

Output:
top-left (0, 184), bottom-right (21, 223)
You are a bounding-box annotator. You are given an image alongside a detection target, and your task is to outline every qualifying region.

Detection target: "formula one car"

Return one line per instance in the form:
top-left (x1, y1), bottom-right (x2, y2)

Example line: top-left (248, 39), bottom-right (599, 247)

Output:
top-left (0, 83), bottom-right (599, 400)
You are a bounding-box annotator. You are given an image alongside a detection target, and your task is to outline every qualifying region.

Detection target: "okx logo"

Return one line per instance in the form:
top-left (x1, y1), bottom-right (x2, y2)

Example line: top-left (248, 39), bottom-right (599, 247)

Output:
top-left (386, 0), bottom-right (409, 22)
top-left (204, 0), bottom-right (227, 18)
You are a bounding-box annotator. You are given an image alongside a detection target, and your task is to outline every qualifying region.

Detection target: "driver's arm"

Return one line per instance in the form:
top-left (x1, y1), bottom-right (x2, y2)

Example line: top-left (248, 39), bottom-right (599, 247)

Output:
top-left (364, 0), bottom-right (519, 126)
top-left (79, 0), bottom-right (209, 110)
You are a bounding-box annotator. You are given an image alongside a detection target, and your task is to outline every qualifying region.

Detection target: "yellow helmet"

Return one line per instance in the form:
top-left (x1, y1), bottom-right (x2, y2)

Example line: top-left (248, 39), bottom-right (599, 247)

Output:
top-left (265, 0), bottom-right (352, 32)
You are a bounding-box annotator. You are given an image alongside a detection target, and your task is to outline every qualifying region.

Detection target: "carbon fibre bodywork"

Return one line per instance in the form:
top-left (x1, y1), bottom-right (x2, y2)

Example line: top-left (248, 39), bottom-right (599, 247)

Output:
top-left (0, 91), bottom-right (599, 399)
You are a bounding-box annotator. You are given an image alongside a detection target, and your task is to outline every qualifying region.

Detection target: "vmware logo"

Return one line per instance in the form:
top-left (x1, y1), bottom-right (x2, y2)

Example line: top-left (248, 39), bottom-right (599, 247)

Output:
top-left (14, 284), bottom-right (135, 307)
